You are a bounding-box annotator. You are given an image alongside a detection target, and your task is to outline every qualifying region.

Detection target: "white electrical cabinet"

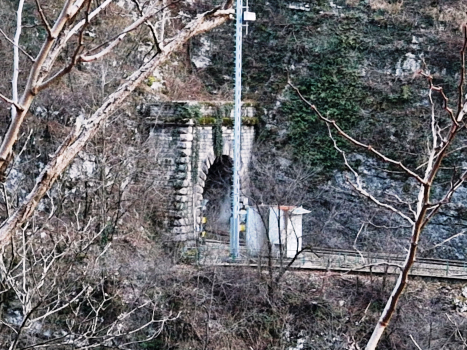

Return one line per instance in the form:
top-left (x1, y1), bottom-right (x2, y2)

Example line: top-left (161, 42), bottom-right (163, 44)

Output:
top-left (246, 205), bottom-right (310, 258)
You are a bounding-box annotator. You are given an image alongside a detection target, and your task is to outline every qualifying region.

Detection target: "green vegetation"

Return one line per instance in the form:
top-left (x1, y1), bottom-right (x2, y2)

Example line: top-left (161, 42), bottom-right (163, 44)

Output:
top-left (146, 75), bottom-right (158, 87)
top-left (159, 103), bottom-right (258, 127)
top-left (198, 116), bottom-right (258, 126)
top-left (191, 128), bottom-right (200, 182)
top-left (284, 31), bottom-right (363, 172)
top-left (176, 104), bottom-right (203, 121)
top-left (213, 113), bottom-right (224, 157)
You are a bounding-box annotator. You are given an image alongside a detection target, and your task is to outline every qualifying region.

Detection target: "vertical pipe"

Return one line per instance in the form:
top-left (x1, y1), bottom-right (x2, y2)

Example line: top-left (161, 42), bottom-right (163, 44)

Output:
top-left (230, 0), bottom-right (243, 259)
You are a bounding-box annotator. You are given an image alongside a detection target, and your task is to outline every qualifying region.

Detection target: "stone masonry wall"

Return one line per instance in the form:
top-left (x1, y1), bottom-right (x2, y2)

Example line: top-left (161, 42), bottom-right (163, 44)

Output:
top-left (144, 102), bottom-right (256, 242)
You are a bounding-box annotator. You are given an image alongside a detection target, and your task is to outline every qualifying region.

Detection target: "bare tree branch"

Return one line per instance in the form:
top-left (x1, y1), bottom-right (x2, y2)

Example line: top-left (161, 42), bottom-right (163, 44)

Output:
top-left (425, 230), bottom-right (466, 252)
top-left (353, 223), bottom-right (367, 263)
top-left (131, 0), bottom-right (174, 54)
top-left (0, 28), bottom-right (34, 62)
top-left (0, 0), bottom-right (88, 171)
top-left (291, 24), bottom-right (467, 350)
top-left (79, 3), bottom-right (164, 62)
top-left (410, 334), bottom-right (424, 350)
top-left (416, 145), bottom-right (467, 170)
top-left (423, 168), bottom-right (467, 227)
top-left (0, 6), bottom-right (234, 248)
top-left (41, 0), bottom-right (114, 76)
top-left (325, 122), bottom-right (415, 225)
top-left (36, 0), bottom-right (92, 92)
top-left (365, 24), bottom-right (467, 350)
top-left (0, 93), bottom-right (24, 111)
top-left (456, 25), bottom-right (467, 120)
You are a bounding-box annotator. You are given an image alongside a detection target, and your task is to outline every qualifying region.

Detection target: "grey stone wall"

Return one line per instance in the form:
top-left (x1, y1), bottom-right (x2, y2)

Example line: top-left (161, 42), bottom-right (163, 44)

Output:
top-left (145, 102), bottom-right (256, 242)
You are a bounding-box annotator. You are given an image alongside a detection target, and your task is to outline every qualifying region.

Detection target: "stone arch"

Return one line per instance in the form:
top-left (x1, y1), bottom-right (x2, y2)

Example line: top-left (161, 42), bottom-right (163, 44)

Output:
top-left (191, 125), bottom-right (255, 241)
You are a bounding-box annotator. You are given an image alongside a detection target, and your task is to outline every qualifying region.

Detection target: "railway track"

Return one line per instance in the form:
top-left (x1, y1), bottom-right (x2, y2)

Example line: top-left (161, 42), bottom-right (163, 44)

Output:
top-left (197, 240), bottom-right (467, 280)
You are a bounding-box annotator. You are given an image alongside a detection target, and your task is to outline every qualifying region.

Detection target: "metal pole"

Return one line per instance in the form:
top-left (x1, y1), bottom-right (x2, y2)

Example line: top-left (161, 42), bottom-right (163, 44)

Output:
top-left (230, 0), bottom-right (243, 260)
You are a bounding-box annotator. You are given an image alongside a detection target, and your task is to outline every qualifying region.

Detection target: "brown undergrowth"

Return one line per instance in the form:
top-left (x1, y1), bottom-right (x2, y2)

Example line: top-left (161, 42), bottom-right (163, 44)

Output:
top-left (153, 266), bottom-right (467, 350)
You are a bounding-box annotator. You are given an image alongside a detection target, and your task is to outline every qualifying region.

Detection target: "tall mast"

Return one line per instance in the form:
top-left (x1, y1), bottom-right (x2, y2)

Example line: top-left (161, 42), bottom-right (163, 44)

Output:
top-left (230, 0), bottom-right (243, 259)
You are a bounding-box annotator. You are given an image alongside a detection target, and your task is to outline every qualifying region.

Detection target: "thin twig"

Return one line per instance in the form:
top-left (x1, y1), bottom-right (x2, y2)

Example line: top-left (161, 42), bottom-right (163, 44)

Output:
top-left (410, 334), bottom-right (423, 350)
top-left (325, 122), bottom-right (415, 225)
top-left (342, 262), bottom-right (404, 275)
top-left (132, 0), bottom-right (169, 53)
top-left (456, 25), bottom-right (467, 120)
top-left (12, 0), bottom-right (25, 124)
top-left (1, 184), bottom-right (9, 218)
top-left (0, 29), bottom-right (34, 62)
top-left (368, 221), bottom-right (411, 230)
top-left (0, 93), bottom-right (24, 111)
top-left (33, 0), bottom-right (52, 35)
top-left (5, 128), bottom-right (34, 181)
top-left (353, 223), bottom-right (366, 264)
top-left (79, 3), bottom-right (166, 63)
top-left (37, 0), bottom-right (92, 92)
top-left (416, 145), bottom-right (467, 170)
top-left (422, 167), bottom-right (467, 227)
top-left (421, 72), bottom-right (457, 125)
top-left (425, 230), bottom-right (466, 252)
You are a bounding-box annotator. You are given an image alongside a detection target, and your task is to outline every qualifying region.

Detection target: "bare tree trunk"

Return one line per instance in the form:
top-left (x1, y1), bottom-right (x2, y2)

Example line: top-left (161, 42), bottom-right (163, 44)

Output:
top-left (291, 24), bottom-right (467, 350)
top-left (0, 7), bottom-right (233, 248)
top-left (0, 0), bottom-right (89, 172)
top-left (365, 188), bottom-right (428, 349)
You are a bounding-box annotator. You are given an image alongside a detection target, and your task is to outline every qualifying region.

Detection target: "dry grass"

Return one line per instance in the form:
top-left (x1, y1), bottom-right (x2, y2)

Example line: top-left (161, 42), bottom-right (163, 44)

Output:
top-left (424, 4), bottom-right (467, 31)
top-left (163, 69), bottom-right (232, 101)
top-left (345, 0), bottom-right (361, 6)
top-left (369, 0), bottom-right (403, 14)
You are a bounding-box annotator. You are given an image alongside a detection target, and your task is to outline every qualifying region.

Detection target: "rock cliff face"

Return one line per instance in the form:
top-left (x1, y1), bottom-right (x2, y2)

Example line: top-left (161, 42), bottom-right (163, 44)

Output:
top-left (191, 0), bottom-right (467, 259)
top-left (307, 156), bottom-right (467, 260)
top-left (6, 0), bottom-right (466, 258)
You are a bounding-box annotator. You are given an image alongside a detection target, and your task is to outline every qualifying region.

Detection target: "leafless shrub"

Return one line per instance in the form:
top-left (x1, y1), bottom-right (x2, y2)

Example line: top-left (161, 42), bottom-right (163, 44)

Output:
top-left (0, 215), bottom-right (178, 349)
top-left (369, 0), bottom-right (404, 14)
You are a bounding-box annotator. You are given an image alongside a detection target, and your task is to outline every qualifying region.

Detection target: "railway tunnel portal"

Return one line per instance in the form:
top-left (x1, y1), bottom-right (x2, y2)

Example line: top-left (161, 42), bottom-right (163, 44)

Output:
top-left (143, 101), bottom-right (256, 243)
